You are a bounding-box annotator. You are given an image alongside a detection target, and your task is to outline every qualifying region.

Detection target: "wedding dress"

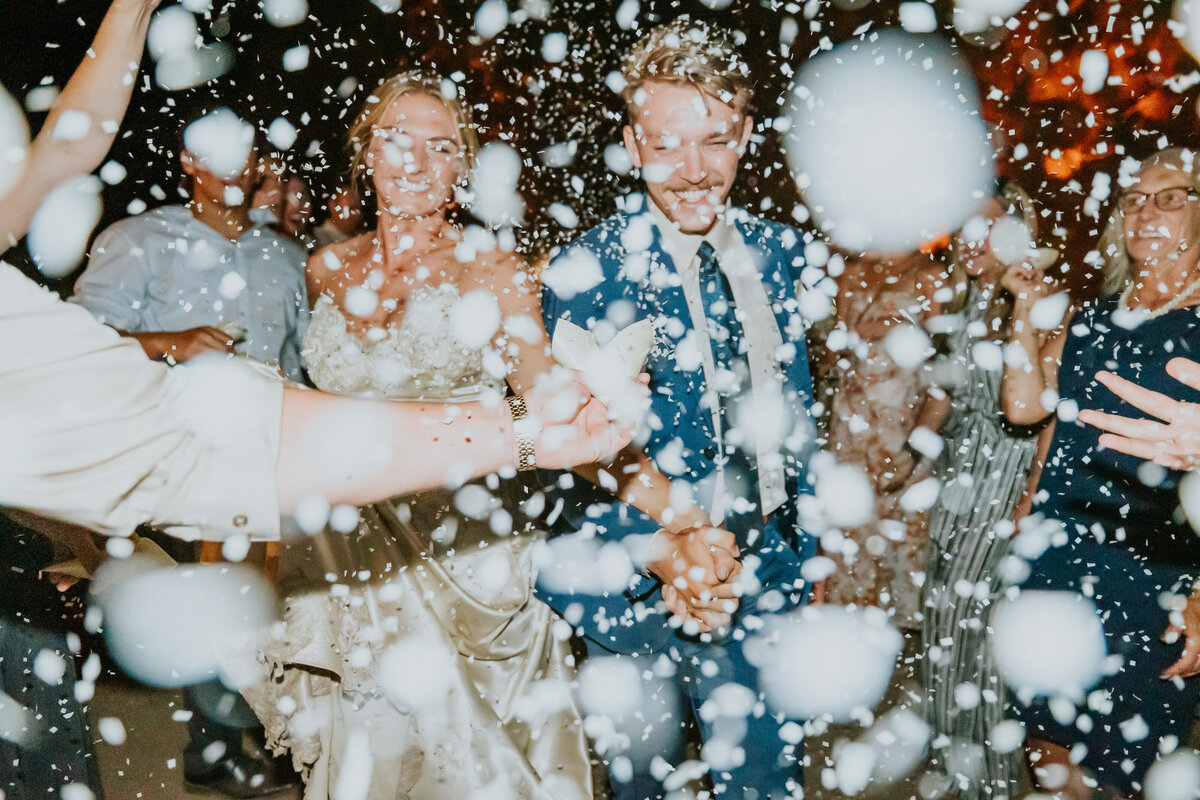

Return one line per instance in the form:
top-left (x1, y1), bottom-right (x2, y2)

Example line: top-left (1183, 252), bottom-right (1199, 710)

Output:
top-left (243, 287), bottom-right (593, 800)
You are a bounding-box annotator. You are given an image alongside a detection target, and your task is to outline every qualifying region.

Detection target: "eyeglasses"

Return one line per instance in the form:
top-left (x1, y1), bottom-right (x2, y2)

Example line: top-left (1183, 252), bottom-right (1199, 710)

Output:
top-left (1117, 187), bottom-right (1200, 213)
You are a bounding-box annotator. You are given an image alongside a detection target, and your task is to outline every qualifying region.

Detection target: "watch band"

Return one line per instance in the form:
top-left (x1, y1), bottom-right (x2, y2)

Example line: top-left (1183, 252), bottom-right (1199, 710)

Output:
top-left (506, 394), bottom-right (537, 472)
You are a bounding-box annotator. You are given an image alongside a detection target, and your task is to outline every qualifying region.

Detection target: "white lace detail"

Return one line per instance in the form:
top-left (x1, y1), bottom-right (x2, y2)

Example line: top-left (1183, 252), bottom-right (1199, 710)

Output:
top-left (303, 284), bottom-right (505, 401)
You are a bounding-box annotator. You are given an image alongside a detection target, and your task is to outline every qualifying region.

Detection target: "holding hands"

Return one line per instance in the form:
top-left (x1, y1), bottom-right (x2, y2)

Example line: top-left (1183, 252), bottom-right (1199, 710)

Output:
top-left (648, 524), bottom-right (742, 633)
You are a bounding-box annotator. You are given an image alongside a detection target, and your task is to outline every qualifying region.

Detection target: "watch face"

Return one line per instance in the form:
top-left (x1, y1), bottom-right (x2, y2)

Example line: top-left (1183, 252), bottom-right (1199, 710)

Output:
top-left (514, 416), bottom-right (540, 438)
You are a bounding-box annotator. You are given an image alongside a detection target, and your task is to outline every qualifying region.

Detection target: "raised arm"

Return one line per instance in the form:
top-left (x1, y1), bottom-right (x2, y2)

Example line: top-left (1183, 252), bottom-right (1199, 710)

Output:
top-left (0, 0), bottom-right (161, 245)
top-left (1000, 262), bottom-right (1068, 426)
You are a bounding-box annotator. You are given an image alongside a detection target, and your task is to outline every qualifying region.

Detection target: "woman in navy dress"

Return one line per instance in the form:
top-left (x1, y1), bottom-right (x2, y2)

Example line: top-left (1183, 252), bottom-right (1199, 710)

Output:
top-left (1000, 147), bottom-right (1200, 798)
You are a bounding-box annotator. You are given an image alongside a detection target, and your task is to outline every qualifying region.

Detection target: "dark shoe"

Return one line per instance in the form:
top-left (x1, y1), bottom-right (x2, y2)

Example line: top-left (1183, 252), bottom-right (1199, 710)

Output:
top-left (183, 750), bottom-right (300, 798)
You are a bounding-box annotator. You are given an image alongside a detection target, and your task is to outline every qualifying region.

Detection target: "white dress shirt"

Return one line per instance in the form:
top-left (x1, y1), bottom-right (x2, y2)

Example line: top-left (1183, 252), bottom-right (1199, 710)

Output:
top-left (647, 202), bottom-right (788, 518)
top-left (0, 264), bottom-right (282, 541)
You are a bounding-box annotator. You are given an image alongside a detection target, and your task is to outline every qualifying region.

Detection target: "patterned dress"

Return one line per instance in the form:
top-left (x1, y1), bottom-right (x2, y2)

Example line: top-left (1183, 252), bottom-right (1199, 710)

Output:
top-left (825, 272), bottom-right (933, 630)
top-left (922, 281), bottom-right (1039, 800)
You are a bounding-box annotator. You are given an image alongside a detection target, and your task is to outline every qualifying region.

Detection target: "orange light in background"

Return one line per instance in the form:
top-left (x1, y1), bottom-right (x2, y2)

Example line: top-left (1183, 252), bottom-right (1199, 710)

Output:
top-left (919, 233), bottom-right (951, 254)
top-left (1043, 147), bottom-right (1085, 179)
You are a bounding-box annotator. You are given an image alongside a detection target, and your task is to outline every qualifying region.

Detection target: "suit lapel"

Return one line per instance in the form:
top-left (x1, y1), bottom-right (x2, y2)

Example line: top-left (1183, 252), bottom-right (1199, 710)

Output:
top-left (735, 214), bottom-right (814, 407)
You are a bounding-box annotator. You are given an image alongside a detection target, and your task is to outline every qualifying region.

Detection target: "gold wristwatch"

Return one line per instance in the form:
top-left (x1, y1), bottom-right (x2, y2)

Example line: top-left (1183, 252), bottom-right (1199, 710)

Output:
top-left (506, 394), bottom-right (537, 471)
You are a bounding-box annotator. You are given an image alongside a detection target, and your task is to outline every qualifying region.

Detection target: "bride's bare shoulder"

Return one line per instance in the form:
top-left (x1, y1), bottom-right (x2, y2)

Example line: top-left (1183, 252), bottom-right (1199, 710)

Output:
top-left (463, 247), bottom-right (537, 295)
top-left (306, 233), bottom-right (374, 303)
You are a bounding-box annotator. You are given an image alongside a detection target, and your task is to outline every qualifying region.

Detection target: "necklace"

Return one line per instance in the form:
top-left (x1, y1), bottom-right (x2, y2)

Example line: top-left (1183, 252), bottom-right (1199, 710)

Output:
top-left (1117, 273), bottom-right (1200, 321)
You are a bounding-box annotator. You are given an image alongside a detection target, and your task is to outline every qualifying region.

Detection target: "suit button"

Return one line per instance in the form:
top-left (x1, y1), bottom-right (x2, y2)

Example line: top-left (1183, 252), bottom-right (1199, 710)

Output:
top-left (702, 447), bottom-right (716, 460)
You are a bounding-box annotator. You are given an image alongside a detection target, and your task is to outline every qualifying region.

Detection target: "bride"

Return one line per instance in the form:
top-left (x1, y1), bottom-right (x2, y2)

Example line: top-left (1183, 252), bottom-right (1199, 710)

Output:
top-left (243, 69), bottom-right (734, 800)
top-left (243, 69), bottom-right (594, 800)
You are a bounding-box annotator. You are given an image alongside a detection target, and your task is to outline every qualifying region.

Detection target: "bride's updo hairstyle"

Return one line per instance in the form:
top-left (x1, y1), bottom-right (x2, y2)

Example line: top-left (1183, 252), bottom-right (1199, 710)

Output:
top-left (346, 68), bottom-right (480, 197)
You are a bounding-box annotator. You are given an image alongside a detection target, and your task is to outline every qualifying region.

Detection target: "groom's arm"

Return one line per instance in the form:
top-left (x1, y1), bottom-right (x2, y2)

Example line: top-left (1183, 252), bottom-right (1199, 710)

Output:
top-left (541, 242), bottom-right (741, 629)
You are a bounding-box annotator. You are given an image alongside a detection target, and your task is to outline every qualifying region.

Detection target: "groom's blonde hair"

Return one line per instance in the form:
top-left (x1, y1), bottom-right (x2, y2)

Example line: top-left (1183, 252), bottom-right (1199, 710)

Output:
top-left (620, 16), bottom-right (753, 122)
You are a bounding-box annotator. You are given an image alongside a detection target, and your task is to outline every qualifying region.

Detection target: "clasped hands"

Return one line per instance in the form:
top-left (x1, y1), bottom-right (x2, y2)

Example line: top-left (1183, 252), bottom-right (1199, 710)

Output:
top-left (646, 524), bottom-right (741, 633)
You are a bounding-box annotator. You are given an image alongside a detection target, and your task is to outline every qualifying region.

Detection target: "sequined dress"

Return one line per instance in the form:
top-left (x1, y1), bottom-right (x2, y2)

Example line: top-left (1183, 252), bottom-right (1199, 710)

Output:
top-left (922, 281), bottom-right (1038, 800)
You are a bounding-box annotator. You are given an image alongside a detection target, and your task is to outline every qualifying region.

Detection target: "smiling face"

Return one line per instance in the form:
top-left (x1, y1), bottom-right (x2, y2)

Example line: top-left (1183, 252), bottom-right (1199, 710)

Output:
top-left (952, 198), bottom-right (1004, 279)
top-left (1122, 163), bottom-right (1200, 270)
top-left (366, 92), bottom-right (465, 219)
top-left (622, 80), bottom-right (751, 235)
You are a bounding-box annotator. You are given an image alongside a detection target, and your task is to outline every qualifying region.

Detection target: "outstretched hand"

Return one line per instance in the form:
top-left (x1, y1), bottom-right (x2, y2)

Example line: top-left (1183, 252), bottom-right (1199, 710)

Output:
top-left (524, 372), bottom-right (649, 470)
top-left (1163, 589), bottom-right (1200, 680)
top-left (649, 525), bottom-right (741, 633)
top-left (1077, 358), bottom-right (1200, 470)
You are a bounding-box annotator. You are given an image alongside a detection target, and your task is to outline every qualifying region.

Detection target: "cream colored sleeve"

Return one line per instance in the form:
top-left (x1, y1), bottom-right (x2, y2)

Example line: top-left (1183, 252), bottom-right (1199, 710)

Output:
top-left (0, 264), bottom-right (281, 541)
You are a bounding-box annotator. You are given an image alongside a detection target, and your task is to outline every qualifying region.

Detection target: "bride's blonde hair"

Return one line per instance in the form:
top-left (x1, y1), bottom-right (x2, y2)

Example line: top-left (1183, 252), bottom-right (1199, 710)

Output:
top-left (346, 69), bottom-right (480, 196)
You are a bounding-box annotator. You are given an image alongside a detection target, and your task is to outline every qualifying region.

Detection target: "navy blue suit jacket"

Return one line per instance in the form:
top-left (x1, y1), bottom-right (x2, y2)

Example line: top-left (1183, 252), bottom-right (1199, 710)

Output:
top-left (537, 197), bottom-right (818, 655)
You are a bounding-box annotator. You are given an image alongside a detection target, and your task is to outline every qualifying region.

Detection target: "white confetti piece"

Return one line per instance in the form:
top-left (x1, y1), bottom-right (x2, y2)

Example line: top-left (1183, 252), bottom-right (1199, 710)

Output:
top-left (785, 32), bottom-right (993, 252)
top-left (98, 717), bottom-right (127, 746)
top-left (747, 606), bottom-right (903, 722)
top-left (474, 0), bottom-right (508, 38)
top-left (992, 590), bottom-right (1107, 699)
top-left (29, 176), bottom-right (102, 278)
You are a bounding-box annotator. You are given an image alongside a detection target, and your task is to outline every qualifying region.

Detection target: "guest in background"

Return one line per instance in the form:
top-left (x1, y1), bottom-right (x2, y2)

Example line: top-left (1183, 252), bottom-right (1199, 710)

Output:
top-left (823, 249), bottom-right (949, 629)
top-left (0, 0), bottom-right (164, 796)
top-left (922, 181), bottom-right (1048, 800)
top-left (250, 151), bottom-right (287, 229)
top-left (280, 174), bottom-right (316, 249)
top-left (72, 108), bottom-right (308, 383)
top-left (252, 156), bottom-right (316, 250)
top-left (1001, 148), bottom-right (1200, 798)
top-left (312, 183), bottom-right (364, 250)
top-left (69, 108), bottom-right (309, 798)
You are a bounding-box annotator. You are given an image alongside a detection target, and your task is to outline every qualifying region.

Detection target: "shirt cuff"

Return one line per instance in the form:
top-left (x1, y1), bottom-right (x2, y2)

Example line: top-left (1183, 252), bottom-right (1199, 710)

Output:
top-left (154, 359), bottom-right (284, 541)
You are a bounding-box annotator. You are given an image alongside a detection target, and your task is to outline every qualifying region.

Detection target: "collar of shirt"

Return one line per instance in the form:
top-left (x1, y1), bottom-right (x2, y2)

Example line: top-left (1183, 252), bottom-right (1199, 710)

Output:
top-left (161, 205), bottom-right (277, 260)
top-left (646, 199), bottom-right (738, 276)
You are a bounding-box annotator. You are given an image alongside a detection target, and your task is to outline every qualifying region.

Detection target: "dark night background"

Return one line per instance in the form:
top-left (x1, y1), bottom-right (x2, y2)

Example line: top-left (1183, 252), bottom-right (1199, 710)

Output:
top-left (2, 0), bottom-right (1198, 298)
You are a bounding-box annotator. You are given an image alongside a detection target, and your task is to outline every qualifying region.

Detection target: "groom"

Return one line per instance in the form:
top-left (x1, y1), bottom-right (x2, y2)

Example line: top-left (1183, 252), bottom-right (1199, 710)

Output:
top-left (538, 17), bottom-right (817, 800)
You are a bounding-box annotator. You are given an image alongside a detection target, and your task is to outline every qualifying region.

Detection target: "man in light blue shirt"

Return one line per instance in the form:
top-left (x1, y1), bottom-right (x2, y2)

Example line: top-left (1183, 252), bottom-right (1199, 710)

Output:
top-left (68, 108), bottom-right (307, 798)
top-left (72, 109), bottom-right (308, 384)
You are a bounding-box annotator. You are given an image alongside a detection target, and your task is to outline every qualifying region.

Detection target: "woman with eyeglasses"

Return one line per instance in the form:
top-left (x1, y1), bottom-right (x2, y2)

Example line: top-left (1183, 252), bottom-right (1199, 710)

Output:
top-left (998, 147), bottom-right (1200, 799)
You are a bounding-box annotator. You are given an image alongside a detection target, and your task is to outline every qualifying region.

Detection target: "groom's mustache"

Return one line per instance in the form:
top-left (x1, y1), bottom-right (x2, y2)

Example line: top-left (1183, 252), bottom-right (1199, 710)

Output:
top-left (663, 183), bottom-right (717, 193)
